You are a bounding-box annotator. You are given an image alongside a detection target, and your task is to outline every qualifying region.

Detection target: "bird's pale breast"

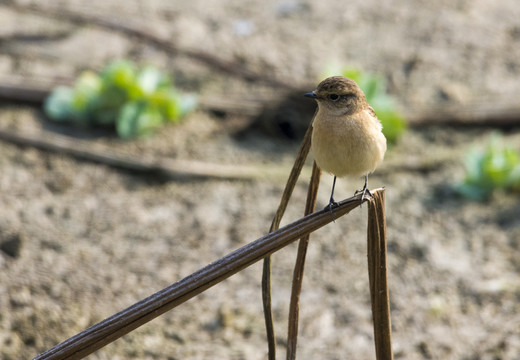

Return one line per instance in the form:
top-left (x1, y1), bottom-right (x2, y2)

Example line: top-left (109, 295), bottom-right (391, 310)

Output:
top-left (311, 109), bottom-right (386, 177)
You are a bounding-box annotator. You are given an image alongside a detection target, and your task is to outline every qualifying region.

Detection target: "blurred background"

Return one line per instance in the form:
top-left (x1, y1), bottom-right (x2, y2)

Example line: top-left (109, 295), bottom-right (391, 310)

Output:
top-left (1, 1), bottom-right (519, 359)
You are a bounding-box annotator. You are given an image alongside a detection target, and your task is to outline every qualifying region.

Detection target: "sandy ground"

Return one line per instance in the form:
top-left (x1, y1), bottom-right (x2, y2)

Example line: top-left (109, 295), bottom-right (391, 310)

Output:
top-left (1, 1), bottom-right (520, 359)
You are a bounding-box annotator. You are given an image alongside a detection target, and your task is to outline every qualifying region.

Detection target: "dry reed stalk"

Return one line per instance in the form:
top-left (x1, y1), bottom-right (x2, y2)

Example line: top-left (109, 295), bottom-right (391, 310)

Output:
top-left (34, 191), bottom-right (375, 360)
top-left (0, 129), bottom-right (297, 181)
top-left (367, 189), bottom-right (393, 360)
top-left (262, 121), bottom-right (314, 360)
top-left (286, 161), bottom-right (321, 360)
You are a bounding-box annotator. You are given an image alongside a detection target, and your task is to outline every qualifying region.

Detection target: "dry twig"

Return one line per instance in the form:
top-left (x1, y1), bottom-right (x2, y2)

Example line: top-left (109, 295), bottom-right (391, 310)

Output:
top-left (286, 161), bottom-right (321, 360)
top-left (367, 189), bottom-right (393, 360)
top-left (261, 119), bottom-right (314, 360)
top-left (0, 128), bottom-right (294, 181)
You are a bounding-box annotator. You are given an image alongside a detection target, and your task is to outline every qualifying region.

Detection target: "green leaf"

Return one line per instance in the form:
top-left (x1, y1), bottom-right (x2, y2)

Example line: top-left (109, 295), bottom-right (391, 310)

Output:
top-left (360, 74), bottom-right (384, 101)
top-left (67, 71), bottom-right (103, 126)
top-left (71, 71), bottom-right (102, 111)
top-left (116, 101), bottom-right (163, 138)
top-left (376, 108), bottom-right (407, 144)
top-left (463, 147), bottom-right (483, 182)
top-left (86, 87), bottom-right (126, 126)
top-left (101, 60), bottom-right (137, 89)
top-left (161, 94), bottom-right (181, 121)
top-left (44, 86), bottom-right (76, 121)
top-left (149, 90), bottom-right (197, 122)
top-left (341, 67), bottom-right (363, 84)
top-left (137, 66), bottom-right (170, 95)
top-left (89, 62), bottom-right (135, 126)
top-left (148, 89), bottom-right (178, 120)
top-left (457, 132), bottom-right (520, 200)
top-left (103, 60), bottom-right (143, 99)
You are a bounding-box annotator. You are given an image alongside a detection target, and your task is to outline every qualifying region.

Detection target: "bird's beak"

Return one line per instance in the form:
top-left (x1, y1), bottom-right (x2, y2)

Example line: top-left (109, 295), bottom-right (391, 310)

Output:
top-left (304, 91), bottom-right (317, 99)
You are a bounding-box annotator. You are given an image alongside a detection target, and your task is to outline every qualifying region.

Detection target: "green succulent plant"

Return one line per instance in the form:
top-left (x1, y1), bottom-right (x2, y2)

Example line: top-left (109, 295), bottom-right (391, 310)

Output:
top-left (456, 132), bottom-right (520, 201)
top-left (44, 60), bottom-right (197, 138)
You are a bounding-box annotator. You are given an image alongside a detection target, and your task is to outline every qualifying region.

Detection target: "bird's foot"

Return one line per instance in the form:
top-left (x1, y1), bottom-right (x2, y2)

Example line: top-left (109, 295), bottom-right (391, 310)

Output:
top-left (324, 197), bottom-right (339, 222)
top-left (354, 186), bottom-right (373, 206)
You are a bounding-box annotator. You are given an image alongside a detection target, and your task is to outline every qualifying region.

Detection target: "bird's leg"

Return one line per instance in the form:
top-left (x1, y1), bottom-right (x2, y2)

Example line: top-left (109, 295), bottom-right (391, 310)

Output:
top-left (329, 176), bottom-right (338, 205)
top-left (325, 176), bottom-right (339, 220)
top-left (354, 174), bottom-right (373, 204)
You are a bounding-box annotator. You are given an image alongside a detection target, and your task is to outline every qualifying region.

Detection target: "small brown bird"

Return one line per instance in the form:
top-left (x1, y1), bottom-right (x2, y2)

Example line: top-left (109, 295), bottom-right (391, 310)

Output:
top-left (305, 76), bottom-right (387, 211)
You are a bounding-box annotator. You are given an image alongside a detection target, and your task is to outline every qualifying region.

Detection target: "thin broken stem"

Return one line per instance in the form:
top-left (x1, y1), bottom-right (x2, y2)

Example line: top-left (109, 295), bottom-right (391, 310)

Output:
top-left (262, 118), bottom-right (314, 360)
top-left (0, 129), bottom-right (299, 181)
top-left (286, 161), bottom-right (321, 360)
top-left (367, 189), bottom-right (393, 360)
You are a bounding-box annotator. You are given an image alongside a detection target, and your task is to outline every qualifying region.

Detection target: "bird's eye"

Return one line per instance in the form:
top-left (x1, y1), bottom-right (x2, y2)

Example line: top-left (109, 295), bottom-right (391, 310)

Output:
top-left (329, 94), bottom-right (339, 101)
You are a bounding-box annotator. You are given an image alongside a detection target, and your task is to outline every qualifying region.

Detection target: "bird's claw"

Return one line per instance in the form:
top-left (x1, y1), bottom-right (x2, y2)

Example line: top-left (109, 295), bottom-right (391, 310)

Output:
top-left (354, 187), bottom-right (373, 206)
top-left (324, 198), bottom-right (339, 222)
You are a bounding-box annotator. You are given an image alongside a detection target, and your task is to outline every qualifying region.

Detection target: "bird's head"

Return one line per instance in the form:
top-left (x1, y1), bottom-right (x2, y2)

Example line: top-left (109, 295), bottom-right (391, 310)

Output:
top-left (304, 76), bottom-right (367, 116)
